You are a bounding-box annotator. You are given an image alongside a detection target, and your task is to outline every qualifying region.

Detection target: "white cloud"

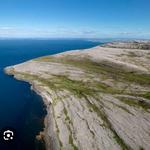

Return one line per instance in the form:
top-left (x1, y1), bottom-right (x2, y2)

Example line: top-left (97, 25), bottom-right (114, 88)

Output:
top-left (0, 26), bottom-right (150, 38)
top-left (0, 26), bottom-right (101, 38)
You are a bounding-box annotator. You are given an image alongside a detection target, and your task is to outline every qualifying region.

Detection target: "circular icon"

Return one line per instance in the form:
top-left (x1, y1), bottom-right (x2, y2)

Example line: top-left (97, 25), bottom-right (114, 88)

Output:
top-left (0, 127), bottom-right (16, 142)
top-left (3, 130), bottom-right (14, 141)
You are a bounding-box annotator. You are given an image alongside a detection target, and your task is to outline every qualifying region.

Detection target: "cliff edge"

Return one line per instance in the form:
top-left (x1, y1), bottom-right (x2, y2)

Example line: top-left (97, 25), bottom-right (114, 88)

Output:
top-left (5, 42), bottom-right (150, 150)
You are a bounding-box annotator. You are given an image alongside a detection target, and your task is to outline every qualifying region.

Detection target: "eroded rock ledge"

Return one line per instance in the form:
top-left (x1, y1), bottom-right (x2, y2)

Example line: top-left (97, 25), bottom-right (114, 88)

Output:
top-left (5, 42), bottom-right (150, 150)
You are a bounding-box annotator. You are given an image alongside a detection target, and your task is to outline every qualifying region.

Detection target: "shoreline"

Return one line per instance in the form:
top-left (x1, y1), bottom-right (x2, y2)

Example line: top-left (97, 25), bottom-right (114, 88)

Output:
top-left (4, 41), bottom-right (150, 150)
top-left (4, 70), bottom-right (51, 150)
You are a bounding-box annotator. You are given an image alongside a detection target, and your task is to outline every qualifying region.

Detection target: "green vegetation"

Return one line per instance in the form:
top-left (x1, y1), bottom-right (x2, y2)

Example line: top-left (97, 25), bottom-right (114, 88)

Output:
top-left (15, 72), bottom-right (110, 98)
top-left (142, 92), bottom-right (150, 100)
top-left (65, 58), bottom-right (150, 85)
top-left (52, 75), bottom-right (96, 97)
top-left (95, 82), bottom-right (123, 94)
top-left (119, 97), bottom-right (150, 112)
top-left (63, 106), bottom-right (72, 125)
top-left (17, 72), bottom-right (96, 97)
top-left (69, 135), bottom-right (78, 150)
top-left (139, 147), bottom-right (144, 150)
top-left (53, 75), bottom-right (123, 96)
top-left (35, 56), bottom-right (150, 86)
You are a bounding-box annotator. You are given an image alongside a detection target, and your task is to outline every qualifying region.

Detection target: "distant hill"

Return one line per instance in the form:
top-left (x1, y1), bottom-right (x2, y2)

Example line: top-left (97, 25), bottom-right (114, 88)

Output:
top-left (102, 41), bottom-right (150, 50)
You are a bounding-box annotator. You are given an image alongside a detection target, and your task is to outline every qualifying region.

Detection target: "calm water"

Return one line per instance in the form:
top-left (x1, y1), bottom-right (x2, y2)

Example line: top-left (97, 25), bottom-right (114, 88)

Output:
top-left (0, 39), bottom-right (101, 150)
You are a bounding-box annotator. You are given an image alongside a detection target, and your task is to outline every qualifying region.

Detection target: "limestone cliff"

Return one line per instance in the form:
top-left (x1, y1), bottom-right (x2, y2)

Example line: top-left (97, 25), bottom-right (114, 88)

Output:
top-left (5, 42), bottom-right (150, 150)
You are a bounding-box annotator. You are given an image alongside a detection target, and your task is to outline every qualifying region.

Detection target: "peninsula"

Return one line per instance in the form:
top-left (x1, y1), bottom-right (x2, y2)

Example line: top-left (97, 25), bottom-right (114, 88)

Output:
top-left (5, 41), bottom-right (150, 150)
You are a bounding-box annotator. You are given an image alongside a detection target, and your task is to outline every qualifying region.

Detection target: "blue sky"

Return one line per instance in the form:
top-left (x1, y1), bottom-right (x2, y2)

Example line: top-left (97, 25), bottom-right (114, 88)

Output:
top-left (0, 0), bottom-right (150, 38)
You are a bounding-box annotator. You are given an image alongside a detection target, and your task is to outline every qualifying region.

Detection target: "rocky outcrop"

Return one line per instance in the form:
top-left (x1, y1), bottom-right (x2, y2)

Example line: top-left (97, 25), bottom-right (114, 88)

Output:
top-left (5, 42), bottom-right (150, 150)
top-left (102, 41), bottom-right (150, 50)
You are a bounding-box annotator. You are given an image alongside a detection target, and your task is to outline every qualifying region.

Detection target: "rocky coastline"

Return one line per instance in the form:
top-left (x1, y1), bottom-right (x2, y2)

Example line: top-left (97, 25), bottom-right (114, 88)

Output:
top-left (4, 41), bottom-right (150, 150)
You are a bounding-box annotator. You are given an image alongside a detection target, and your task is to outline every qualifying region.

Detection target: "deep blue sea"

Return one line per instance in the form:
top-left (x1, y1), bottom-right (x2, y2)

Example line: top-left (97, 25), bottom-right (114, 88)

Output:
top-left (0, 39), bottom-right (101, 150)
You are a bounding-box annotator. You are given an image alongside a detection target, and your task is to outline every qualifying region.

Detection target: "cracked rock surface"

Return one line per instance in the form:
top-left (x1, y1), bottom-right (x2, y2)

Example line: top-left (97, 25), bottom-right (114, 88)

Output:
top-left (5, 42), bottom-right (150, 150)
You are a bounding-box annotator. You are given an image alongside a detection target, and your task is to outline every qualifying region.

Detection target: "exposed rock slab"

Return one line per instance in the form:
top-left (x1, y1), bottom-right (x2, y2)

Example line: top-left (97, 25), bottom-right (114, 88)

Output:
top-left (5, 42), bottom-right (150, 150)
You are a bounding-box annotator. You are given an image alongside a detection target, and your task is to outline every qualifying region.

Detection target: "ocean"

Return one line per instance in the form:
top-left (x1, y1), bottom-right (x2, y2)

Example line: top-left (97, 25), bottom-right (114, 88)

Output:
top-left (0, 39), bottom-right (101, 150)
